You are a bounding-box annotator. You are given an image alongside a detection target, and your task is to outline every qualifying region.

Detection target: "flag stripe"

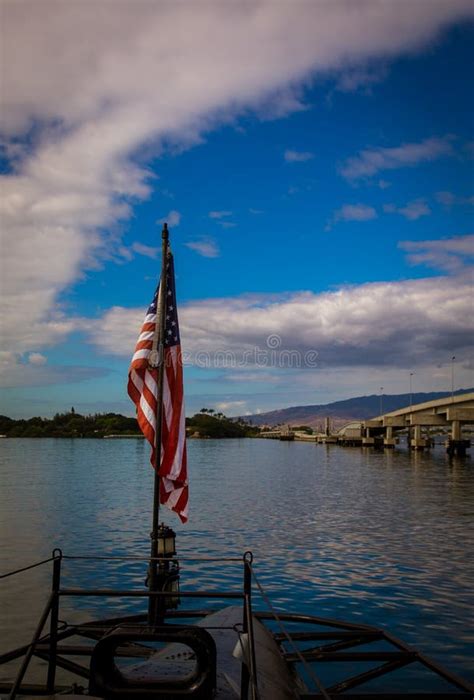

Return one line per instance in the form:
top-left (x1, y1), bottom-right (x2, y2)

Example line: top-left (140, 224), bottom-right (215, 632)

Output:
top-left (127, 251), bottom-right (188, 523)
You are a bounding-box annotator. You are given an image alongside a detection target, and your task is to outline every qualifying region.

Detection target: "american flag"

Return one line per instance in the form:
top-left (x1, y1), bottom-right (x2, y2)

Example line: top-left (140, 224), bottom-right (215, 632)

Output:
top-left (127, 249), bottom-right (188, 523)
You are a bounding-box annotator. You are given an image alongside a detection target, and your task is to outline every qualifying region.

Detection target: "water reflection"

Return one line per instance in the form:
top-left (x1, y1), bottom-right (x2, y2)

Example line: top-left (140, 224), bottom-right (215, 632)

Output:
top-left (0, 438), bottom-right (473, 683)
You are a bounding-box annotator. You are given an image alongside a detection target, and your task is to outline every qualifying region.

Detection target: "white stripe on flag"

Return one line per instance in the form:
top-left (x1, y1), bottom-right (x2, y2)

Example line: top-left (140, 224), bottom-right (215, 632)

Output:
top-left (167, 404), bottom-right (186, 480)
top-left (144, 369), bottom-right (158, 397)
top-left (132, 348), bottom-right (153, 362)
top-left (139, 393), bottom-right (156, 427)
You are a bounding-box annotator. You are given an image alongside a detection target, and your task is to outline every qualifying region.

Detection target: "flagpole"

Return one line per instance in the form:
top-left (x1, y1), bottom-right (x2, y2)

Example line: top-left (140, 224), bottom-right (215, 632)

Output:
top-left (148, 222), bottom-right (169, 625)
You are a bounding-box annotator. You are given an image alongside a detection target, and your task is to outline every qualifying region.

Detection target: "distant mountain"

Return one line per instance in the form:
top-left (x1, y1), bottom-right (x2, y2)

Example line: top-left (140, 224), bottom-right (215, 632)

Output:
top-left (245, 388), bottom-right (473, 429)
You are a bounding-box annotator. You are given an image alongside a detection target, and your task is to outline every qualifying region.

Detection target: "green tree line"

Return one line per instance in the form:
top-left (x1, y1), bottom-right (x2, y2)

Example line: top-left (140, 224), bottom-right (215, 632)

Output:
top-left (0, 408), bottom-right (261, 439)
top-left (186, 408), bottom-right (260, 438)
top-left (0, 411), bottom-right (140, 438)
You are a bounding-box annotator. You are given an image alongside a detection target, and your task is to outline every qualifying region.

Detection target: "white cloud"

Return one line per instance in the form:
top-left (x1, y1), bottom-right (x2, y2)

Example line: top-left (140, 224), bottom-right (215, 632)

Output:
top-left (4, 2), bottom-right (473, 138)
top-left (28, 352), bottom-right (47, 366)
top-left (0, 351), bottom-right (108, 388)
top-left (158, 210), bottom-right (181, 227)
top-left (284, 149), bottom-right (314, 162)
top-left (384, 198), bottom-right (431, 220)
top-left (2, 1), bottom-right (473, 361)
top-left (0, 128), bottom-right (150, 354)
top-left (333, 203), bottom-right (377, 222)
top-left (215, 400), bottom-right (248, 413)
top-left (88, 268), bottom-right (473, 372)
top-left (185, 238), bottom-right (220, 258)
top-left (339, 136), bottom-right (455, 180)
top-left (399, 235), bottom-right (474, 272)
top-left (209, 210), bottom-right (232, 219)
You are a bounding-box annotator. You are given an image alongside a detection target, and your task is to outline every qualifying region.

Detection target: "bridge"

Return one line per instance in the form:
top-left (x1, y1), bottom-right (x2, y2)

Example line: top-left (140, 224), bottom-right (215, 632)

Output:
top-left (259, 393), bottom-right (474, 455)
top-left (359, 391), bottom-right (474, 454)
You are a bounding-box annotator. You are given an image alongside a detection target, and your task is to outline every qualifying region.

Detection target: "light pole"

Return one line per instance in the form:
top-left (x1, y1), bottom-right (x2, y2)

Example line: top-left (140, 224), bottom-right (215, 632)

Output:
top-left (451, 356), bottom-right (456, 401)
top-left (409, 372), bottom-right (414, 408)
top-left (379, 387), bottom-right (384, 416)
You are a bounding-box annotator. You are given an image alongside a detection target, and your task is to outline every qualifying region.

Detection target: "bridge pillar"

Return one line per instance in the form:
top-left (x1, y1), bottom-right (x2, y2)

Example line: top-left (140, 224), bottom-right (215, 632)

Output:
top-left (446, 420), bottom-right (470, 456)
top-left (362, 427), bottom-right (375, 447)
top-left (384, 425), bottom-right (397, 448)
top-left (452, 420), bottom-right (461, 441)
top-left (411, 424), bottom-right (427, 451)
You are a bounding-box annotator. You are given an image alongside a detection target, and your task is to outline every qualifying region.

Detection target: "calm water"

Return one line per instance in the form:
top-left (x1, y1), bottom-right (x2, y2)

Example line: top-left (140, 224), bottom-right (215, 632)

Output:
top-left (1, 438), bottom-right (473, 686)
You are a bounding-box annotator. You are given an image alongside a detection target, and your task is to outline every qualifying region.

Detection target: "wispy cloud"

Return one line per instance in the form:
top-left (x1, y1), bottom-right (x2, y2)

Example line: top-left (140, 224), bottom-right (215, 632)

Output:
top-left (215, 400), bottom-right (248, 412)
top-left (284, 149), bottom-right (314, 163)
top-left (399, 234), bottom-right (474, 272)
top-left (185, 238), bottom-right (219, 258)
top-left (208, 211), bottom-right (236, 228)
top-left (334, 63), bottom-right (388, 93)
top-left (339, 136), bottom-right (454, 180)
top-left (384, 199), bottom-right (431, 220)
top-left (209, 210), bottom-right (232, 219)
top-left (131, 242), bottom-right (159, 259)
top-left (334, 203), bottom-right (377, 222)
top-left (436, 191), bottom-right (474, 207)
top-left (158, 210), bottom-right (181, 227)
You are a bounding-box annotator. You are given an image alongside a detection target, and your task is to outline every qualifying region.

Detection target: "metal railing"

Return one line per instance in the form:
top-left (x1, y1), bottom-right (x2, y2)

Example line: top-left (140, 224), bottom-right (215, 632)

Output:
top-left (3, 551), bottom-right (474, 699)
top-left (1, 549), bottom-right (259, 700)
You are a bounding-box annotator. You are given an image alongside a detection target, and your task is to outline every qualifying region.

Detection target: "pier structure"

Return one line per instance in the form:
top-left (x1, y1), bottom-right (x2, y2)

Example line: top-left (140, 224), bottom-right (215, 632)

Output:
top-left (260, 425), bottom-right (295, 441)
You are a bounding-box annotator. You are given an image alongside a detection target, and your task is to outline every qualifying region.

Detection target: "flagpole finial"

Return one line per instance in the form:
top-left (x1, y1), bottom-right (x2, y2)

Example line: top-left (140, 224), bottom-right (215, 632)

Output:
top-left (162, 222), bottom-right (169, 240)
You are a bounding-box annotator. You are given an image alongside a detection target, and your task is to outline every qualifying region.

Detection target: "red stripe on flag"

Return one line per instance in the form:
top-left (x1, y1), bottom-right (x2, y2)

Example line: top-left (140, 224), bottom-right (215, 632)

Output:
top-left (127, 269), bottom-right (188, 523)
